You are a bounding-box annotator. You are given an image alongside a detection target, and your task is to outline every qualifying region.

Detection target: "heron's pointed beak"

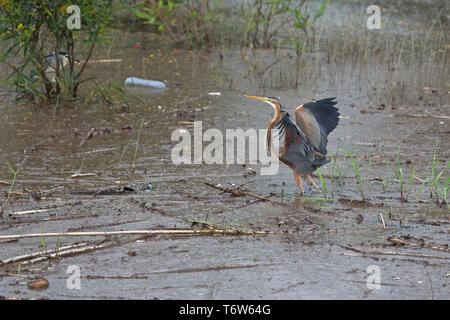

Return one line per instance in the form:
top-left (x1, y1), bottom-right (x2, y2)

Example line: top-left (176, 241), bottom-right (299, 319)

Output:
top-left (244, 95), bottom-right (267, 102)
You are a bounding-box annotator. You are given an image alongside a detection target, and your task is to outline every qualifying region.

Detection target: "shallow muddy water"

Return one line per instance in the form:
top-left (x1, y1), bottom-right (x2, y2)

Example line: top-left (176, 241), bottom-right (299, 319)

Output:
top-left (0, 1), bottom-right (448, 299)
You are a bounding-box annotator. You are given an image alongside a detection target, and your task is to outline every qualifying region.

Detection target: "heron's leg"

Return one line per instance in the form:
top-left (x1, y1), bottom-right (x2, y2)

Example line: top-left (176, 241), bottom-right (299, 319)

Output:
top-left (306, 174), bottom-right (322, 193)
top-left (293, 171), bottom-right (304, 194)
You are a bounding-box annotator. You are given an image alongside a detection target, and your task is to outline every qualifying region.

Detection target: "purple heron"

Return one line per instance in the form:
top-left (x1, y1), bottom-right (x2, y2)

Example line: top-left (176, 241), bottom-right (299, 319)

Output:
top-left (245, 95), bottom-right (339, 194)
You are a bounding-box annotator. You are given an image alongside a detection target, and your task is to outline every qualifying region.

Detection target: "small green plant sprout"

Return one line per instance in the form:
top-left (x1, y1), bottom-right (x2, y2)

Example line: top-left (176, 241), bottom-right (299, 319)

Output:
top-left (441, 175), bottom-right (449, 209)
top-left (132, 119), bottom-right (145, 170)
top-left (302, 196), bottom-right (337, 209)
top-left (426, 144), bottom-right (449, 206)
top-left (433, 161), bottom-right (449, 207)
top-left (57, 234), bottom-right (62, 250)
top-left (316, 168), bottom-right (327, 198)
top-left (405, 166), bottom-right (416, 202)
top-left (432, 169), bottom-right (445, 200)
top-left (429, 144), bottom-right (439, 198)
top-left (416, 177), bottom-right (431, 201)
top-left (1, 162), bottom-right (20, 216)
top-left (119, 144), bottom-right (129, 164)
top-left (330, 143), bottom-right (344, 184)
top-left (40, 224), bottom-right (47, 252)
top-left (301, 197), bottom-right (337, 203)
top-left (387, 205), bottom-right (394, 219)
top-left (349, 151), bottom-right (365, 202)
top-left (397, 144), bottom-right (405, 202)
top-left (396, 167), bottom-right (403, 200)
top-left (78, 158), bottom-right (85, 174)
top-left (382, 161), bottom-right (391, 191)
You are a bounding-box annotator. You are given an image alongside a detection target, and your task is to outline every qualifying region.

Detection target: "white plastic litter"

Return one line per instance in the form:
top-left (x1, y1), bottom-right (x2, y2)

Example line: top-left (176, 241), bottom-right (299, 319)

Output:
top-left (124, 77), bottom-right (167, 89)
top-left (208, 92), bottom-right (221, 96)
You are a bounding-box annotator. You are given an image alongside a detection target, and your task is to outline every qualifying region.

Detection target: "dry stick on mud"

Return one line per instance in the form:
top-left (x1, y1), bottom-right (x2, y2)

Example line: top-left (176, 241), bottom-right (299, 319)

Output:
top-left (18, 241), bottom-right (116, 266)
top-left (205, 182), bottom-right (290, 207)
top-left (9, 208), bottom-right (55, 216)
top-left (227, 179), bottom-right (255, 192)
top-left (0, 243), bottom-right (89, 266)
top-left (395, 114), bottom-right (450, 120)
top-left (379, 212), bottom-right (387, 229)
top-left (335, 243), bottom-right (450, 260)
top-left (0, 229), bottom-right (277, 241)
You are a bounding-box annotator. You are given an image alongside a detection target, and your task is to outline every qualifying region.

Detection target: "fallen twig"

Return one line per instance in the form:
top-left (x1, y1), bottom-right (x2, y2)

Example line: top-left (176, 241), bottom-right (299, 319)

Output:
top-left (379, 212), bottom-right (387, 229)
top-left (219, 164), bottom-right (230, 182)
top-left (19, 241), bottom-right (115, 266)
top-left (0, 243), bottom-right (88, 266)
top-left (395, 114), bottom-right (450, 120)
top-left (205, 182), bottom-right (289, 206)
top-left (376, 251), bottom-right (450, 260)
top-left (0, 229), bottom-right (276, 241)
top-left (336, 243), bottom-right (450, 260)
top-left (227, 179), bottom-right (255, 192)
top-left (9, 208), bottom-right (55, 217)
top-left (69, 173), bottom-right (97, 179)
top-left (84, 263), bottom-right (280, 279)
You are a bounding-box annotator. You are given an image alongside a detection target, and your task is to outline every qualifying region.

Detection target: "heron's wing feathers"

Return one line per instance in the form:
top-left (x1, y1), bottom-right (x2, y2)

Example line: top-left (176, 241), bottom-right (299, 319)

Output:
top-left (274, 113), bottom-right (315, 162)
top-left (295, 97), bottom-right (339, 156)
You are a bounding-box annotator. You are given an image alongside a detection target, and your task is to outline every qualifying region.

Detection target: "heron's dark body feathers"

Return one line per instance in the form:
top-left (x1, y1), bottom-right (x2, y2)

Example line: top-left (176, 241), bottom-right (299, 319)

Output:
top-left (274, 112), bottom-right (330, 174)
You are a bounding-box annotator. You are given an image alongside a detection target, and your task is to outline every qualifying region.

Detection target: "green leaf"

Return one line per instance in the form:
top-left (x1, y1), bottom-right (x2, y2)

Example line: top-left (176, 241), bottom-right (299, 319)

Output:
top-left (314, 1), bottom-right (328, 22)
top-left (5, 162), bottom-right (16, 175)
top-left (131, 8), bottom-right (154, 21)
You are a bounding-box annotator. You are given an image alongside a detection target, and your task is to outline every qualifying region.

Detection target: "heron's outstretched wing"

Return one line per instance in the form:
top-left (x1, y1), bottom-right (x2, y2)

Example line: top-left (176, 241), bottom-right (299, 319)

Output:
top-left (294, 97), bottom-right (339, 156)
top-left (274, 112), bottom-right (315, 163)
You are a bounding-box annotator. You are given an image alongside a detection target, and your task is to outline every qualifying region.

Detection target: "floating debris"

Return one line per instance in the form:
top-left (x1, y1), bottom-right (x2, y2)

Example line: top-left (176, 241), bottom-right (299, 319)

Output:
top-left (70, 173), bottom-right (97, 179)
top-left (124, 77), bottom-right (167, 89)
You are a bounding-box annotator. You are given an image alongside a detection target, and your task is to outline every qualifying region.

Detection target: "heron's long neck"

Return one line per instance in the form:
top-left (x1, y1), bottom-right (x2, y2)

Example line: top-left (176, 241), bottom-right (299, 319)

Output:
top-left (266, 105), bottom-right (281, 156)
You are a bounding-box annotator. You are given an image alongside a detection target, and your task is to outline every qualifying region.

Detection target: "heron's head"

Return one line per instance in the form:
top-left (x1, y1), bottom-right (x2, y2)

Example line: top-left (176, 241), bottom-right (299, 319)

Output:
top-left (57, 50), bottom-right (69, 57)
top-left (46, 51), bottom-right (80, 68)
top-left (244, 95), bottom-right (282, 113)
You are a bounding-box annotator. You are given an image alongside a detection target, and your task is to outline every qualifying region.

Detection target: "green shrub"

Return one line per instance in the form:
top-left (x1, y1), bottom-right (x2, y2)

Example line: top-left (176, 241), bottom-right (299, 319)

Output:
top-left (0, 0), bottom-right (114, 103)
top-left (132, 0), bottom-right (222, 47)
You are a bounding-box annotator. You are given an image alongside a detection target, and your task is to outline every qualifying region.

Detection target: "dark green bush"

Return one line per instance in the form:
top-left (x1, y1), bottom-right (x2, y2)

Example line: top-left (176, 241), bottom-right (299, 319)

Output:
top-left (0, 0), bottom-right (114, 103)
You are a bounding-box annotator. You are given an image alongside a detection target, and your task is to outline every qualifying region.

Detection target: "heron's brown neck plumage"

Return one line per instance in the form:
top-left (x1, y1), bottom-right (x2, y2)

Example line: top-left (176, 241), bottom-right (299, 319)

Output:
top-left (266, 102), bottom-right (282, 156)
